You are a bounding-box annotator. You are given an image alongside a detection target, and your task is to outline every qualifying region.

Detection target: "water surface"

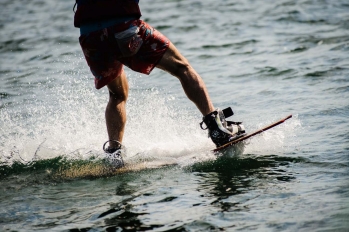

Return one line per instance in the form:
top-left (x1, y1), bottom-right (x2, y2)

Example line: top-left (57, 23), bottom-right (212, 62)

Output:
top-left (1, 0), bottom-right (348, 231)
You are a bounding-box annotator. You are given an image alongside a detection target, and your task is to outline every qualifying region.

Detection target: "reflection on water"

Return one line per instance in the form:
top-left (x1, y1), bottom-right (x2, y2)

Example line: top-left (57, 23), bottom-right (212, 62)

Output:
top-left (1, 149), bottom-right (347, 231)
top-left (0, 153), bottom-right (306, 231)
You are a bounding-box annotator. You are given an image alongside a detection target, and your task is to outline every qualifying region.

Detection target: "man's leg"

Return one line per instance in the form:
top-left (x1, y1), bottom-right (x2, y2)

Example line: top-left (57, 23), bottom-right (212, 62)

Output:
top-left (105, 70), bottom-right (129, 148)
top-left (156, 43), bottom-right (215, 116)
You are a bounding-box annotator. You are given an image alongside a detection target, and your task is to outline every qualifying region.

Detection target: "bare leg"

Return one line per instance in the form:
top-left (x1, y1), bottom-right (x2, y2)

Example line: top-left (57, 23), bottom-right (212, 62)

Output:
top-left (156, 43), bottom-right (215, 115)
top-left (105, 43), bottom-right (213, 148)
top-left (105, 70), bottom-right (129, 148)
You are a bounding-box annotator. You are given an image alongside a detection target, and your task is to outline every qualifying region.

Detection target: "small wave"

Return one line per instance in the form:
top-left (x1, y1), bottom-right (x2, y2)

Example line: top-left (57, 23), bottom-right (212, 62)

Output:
top-left (0, 38), bottom-right (28, 53)
top-left (330, 43), bottom-right (349, 51)
top-left (304, 67), bottom-right (346, 78)
top-left (202, 40), bottom-right (258, 50)
top-left (254, 66), bottom-right (295, 77)
top-left (188, 154), bottom-right (308, 182)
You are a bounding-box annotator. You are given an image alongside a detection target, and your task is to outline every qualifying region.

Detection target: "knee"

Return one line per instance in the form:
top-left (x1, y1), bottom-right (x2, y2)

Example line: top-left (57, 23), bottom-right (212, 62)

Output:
top-left (109, 89), bottom-right (128, 105)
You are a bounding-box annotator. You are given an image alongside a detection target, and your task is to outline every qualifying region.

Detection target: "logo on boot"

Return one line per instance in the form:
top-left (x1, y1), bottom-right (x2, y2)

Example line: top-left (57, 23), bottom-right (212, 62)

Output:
top-left (211, 130), bottom-right (220, 138)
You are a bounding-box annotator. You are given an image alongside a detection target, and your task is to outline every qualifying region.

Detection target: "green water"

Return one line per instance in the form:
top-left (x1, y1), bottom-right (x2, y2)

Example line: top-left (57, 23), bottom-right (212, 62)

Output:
top-left (1, 0), bottom-right (349, 231)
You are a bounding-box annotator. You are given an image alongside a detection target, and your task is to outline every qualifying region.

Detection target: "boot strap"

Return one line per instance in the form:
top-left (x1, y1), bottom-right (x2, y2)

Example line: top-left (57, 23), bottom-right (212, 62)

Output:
top-left (199, 121), bottom-right (208, 130)
top-left (222, 107), bottom-right (234, 118)
top-left (200, 110), bottom-right (219, 130)
top-left (200, 108), bottom-right (234, 130)
top-left (103, 140), bottom-right (123, 152)
top-left (226, 121), bottom-right (242, 125)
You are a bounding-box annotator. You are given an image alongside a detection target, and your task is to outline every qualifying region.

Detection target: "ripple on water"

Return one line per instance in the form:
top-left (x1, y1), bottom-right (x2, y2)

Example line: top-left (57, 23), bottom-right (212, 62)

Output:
top-left (0, 0), bottom-right (349, 231)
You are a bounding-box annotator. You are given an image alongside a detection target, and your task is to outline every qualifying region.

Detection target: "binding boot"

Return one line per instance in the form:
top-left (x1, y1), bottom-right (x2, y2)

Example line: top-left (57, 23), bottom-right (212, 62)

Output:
top-left (103, 140), bottom-right (125, 169)
top-left (200, 107), bottom-right (246, 147)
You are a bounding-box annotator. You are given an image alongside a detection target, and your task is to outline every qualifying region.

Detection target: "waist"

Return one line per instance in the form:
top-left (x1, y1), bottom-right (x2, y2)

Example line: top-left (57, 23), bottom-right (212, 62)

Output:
top-left (80, 17), bottom-right (137, 35)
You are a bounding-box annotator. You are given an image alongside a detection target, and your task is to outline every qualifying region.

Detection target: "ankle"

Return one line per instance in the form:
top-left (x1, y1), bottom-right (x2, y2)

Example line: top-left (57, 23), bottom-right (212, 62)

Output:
top-left (103, 140), bottom-right (123, 153)
top-left (201, 110), bottom-right (219, 130)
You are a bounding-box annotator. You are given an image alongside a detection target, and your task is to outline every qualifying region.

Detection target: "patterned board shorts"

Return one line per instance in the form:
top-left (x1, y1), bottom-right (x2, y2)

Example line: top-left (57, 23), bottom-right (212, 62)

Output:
top-left (79, 20), bottom-right (170, 89)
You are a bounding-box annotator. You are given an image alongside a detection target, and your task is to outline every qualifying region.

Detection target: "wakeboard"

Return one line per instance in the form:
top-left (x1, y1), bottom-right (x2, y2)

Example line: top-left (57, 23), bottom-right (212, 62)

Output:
top-left (213, 115), bottom-right (292, 152)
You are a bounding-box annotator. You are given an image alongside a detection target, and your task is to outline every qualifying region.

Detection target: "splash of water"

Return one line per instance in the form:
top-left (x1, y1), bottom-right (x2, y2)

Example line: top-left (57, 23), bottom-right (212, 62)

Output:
top-left (0, 71), bottom-right (301, 171)
top-left (244, 114), bottom-right (302, 155)
top-left (0, 72), bottom-right (214, 166)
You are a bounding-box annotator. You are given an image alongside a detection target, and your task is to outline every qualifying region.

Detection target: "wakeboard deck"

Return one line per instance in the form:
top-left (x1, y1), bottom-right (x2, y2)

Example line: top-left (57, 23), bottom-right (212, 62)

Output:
top-left (213, 115), bottom-right (292, 152)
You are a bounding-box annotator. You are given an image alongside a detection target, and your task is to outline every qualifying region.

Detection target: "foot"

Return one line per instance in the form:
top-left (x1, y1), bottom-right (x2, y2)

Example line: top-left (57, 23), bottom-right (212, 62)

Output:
top-left (200, 107), bottom-right (246, 147)
top-left (103, 140), bottom-right (125, 169)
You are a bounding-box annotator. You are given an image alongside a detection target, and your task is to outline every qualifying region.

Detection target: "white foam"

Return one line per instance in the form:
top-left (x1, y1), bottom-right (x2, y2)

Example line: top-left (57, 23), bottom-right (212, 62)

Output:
top-left (244, 114), bottom-right (302, 156)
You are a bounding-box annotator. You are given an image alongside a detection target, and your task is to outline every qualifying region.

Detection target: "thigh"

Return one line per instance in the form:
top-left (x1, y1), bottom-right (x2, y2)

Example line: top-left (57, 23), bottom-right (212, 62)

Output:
top-left (79, 30), bottom-right (123, 89)
top-left (156, 43), bottom-right (190, 76)
top-left (119, 20), bottom-right (170, 75)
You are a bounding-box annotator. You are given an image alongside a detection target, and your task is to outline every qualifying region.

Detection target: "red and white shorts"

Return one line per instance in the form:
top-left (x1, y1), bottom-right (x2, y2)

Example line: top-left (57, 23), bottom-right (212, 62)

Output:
top-left (79, 19), bottom-right (170, 89)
